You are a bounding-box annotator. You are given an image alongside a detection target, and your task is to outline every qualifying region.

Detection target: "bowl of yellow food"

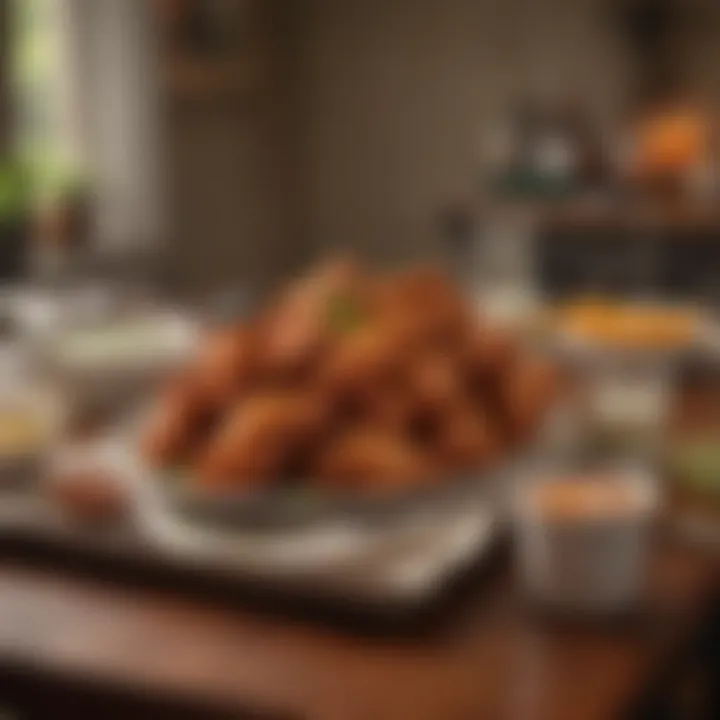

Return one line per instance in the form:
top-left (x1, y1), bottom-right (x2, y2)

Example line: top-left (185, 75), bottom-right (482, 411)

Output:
top-left (0, 372), bottom-right (65, 490)
top-left (553, 298), bottom-right (703, 357)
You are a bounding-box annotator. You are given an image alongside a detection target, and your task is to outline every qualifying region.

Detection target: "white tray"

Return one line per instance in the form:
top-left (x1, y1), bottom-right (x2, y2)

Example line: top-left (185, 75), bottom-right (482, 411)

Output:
top-left (49, 437), bottom-right (503, 607)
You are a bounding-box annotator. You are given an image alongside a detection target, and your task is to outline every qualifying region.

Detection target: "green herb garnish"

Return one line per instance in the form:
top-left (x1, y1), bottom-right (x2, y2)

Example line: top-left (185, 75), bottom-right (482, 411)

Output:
top-left (0, 163), bottom-right (30, 223)
top-left (671, 441), bottom-right (720, 495)
top-left (326, 293), bottom-right (366, 334)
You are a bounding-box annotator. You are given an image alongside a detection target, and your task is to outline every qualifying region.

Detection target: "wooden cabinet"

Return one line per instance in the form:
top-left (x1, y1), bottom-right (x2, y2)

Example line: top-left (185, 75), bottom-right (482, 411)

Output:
top-left (536, 207), bottom-right (720, 302)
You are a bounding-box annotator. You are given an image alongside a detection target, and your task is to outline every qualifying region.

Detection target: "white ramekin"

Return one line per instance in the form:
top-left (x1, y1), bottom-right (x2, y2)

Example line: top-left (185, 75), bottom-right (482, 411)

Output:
top-left (513, 471), bottom-right (660, 615)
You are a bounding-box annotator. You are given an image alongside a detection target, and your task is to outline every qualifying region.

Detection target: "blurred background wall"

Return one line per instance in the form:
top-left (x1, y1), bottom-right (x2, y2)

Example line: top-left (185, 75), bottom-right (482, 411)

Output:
top-left (78, 0), bottom-right (164, 255)
top-left (294, 0), bottom-right (628, 264)
top-left (687, 5), bottom-right (720, 108)
top-left (162, 0), bottom-right (308, 297)
top-left (161, 0), bottom-right (633, 290)
top-left (5, 0), bottom-right (720, 292)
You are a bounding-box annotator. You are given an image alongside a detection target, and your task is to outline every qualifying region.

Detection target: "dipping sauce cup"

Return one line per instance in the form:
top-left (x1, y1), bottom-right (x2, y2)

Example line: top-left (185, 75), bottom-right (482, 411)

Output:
top-left (514, 472), bottom-right (660, 616)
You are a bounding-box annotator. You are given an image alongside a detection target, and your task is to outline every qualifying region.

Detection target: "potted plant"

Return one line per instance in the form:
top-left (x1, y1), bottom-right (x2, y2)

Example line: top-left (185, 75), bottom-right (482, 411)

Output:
top-left (0, 162), bottom-right (32, 281)
top-left (35, 159), bottom-right (91, 257)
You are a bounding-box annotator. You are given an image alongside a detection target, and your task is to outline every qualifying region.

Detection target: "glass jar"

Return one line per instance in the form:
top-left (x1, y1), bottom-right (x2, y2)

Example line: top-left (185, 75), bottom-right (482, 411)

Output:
top-left (0, 345), bottom-right (65, 491)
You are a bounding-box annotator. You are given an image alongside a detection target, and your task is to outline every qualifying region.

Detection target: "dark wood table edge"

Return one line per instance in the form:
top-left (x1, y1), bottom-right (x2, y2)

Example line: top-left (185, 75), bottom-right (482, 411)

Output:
top-left (0, 657), bottom-right (293, 720)
top-left (0, 534), bottom-right (715, 719)
top-left (0, 524), bottom-right (511, 638)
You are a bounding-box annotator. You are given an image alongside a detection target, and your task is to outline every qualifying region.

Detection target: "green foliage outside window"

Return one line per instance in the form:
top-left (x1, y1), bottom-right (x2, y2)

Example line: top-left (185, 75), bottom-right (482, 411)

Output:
top-left (9, 0), bottom-right (85, 207)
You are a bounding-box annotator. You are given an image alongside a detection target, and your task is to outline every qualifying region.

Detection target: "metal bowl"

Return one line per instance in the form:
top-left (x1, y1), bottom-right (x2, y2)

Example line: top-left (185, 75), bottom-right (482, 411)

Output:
top-left (149, 464), bottom-right (509, 533)
top-left (117, 404), bottom-right (567, 539)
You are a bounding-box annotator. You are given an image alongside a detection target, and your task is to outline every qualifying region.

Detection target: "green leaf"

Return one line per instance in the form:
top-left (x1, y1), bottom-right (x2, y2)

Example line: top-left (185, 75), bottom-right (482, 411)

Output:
top-left (671, 441), bottom-right (720, 495)
top-left (326, 293), bottom-right (366, 334)
top-left (0, 163), bottom-right (31, 222)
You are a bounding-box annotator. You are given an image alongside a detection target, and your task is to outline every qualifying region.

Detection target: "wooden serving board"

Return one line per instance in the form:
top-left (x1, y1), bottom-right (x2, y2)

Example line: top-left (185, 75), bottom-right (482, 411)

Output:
top-left (0, 493), bottom-right (505, 633)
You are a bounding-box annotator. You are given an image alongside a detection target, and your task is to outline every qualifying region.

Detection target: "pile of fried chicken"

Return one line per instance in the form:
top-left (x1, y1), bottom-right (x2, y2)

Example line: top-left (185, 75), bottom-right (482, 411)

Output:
top-left (142, 261), bottom-right (558, 493)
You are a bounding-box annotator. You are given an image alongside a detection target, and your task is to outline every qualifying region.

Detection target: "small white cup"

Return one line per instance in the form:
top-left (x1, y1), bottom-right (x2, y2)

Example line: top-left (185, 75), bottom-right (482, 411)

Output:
top-left (514, 471), bottom-right (660, 615)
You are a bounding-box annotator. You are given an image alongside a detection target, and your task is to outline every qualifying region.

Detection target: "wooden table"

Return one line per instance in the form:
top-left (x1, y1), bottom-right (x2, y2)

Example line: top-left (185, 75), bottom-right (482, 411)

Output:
top-left (0, 351), bottom-right (717, 719)
top-left (0, 536), bottom-right (714, 720)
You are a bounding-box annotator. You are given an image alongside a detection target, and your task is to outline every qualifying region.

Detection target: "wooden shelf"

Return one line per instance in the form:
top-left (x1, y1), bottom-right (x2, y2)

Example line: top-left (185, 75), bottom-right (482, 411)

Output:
top-left (539, 200), bottom-right (720, 234)
top-left (164, 53), bottom-right (266, 99)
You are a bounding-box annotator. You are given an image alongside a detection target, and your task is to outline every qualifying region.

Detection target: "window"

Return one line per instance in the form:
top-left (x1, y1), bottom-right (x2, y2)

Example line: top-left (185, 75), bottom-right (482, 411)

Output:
top-left (12, 0), bottom-right (84, 195)
top-left (11, 0), bottom-right (162, 248)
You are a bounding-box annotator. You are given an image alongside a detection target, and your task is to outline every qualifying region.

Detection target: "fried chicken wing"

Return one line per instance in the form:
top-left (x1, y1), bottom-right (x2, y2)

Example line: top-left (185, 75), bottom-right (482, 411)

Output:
top-left (359, 386), bottom-right (417, 435)
top-left (191, 326), bottom-right (258, 407)
top-left (141, 379), bottom-right (210, 468)
top-left (143, 261), bottom-right (559, 494)
top-left (319, 320), bottom-right (407, 399)
top-left (433, 401), bottom-right (502, 471)
top-left (197, 392), bottom-right (326, 488)
top-left (499, 357), bottom-right (559, 440)
top-left (378, 267), bottom-right (473, 347)
top-left (463, 325), bottom-right (518, 382)
top-left (407, 353), bottom-right (462, 414)
top-left (261, 258), bottom-right (364, 374)
top-left (315, 428), bottom-right (432, 492)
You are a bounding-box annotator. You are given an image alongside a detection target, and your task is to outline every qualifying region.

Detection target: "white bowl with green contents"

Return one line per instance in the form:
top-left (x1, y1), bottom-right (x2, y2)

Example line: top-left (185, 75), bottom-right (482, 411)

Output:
top-left (668, 437), bottom-right (720, 545)
top-left (41, 310), bottom-right (198, 413)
